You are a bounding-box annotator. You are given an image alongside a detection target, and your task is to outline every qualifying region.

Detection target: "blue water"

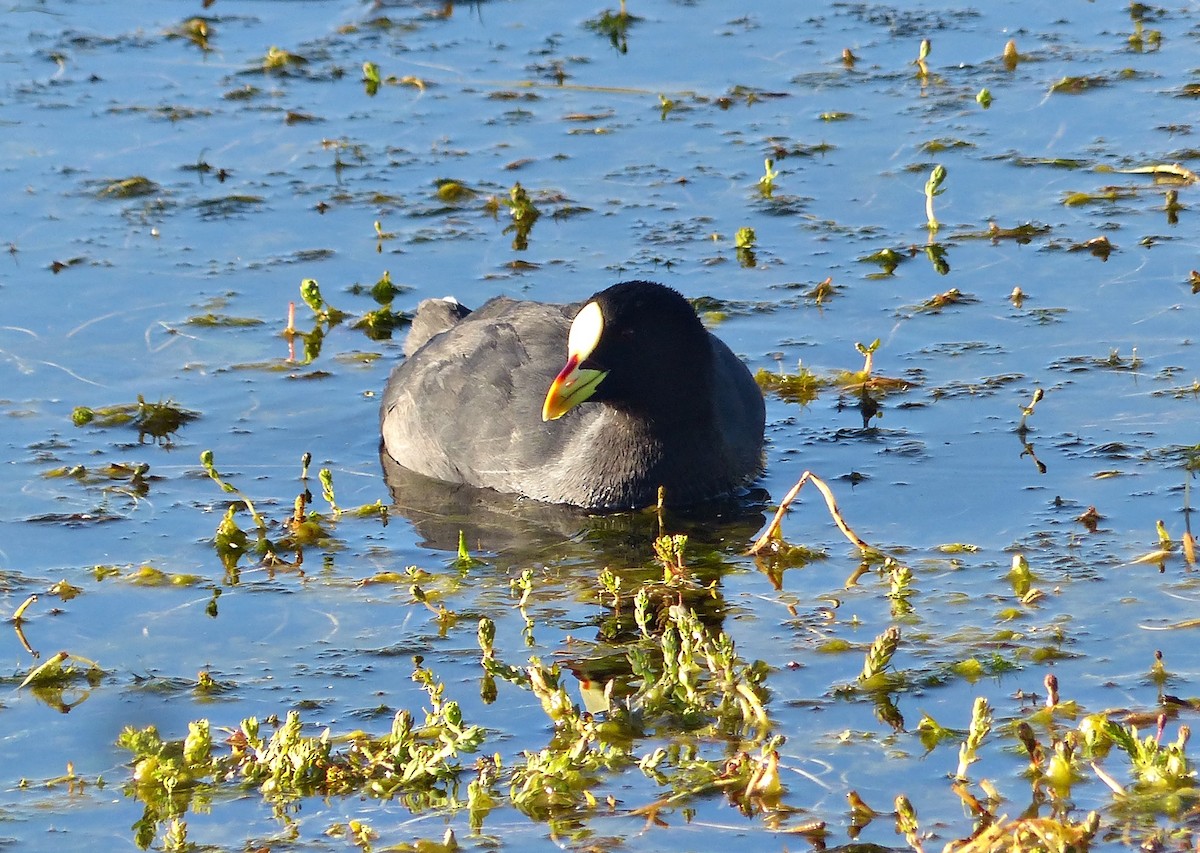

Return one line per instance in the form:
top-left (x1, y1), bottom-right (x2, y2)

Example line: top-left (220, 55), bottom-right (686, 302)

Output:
top-left (1, 1), bottom-right (1199, 850)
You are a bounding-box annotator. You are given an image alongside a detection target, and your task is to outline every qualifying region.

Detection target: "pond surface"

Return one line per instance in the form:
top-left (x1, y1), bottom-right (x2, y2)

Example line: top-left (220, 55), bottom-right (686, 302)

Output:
top-left (2, 1), bottom-right (1199, 850)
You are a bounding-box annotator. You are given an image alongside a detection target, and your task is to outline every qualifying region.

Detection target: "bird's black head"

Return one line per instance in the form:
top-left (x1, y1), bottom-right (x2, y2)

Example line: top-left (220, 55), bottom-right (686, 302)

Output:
top-left (542, 280), bottom-right (713, 425)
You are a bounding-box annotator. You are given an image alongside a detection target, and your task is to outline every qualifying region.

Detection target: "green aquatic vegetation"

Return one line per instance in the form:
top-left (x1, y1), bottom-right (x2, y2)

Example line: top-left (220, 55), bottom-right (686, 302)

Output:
top-left (953, 812), bottom-right (1100, 853)
top-left (361, 60), bottom-right (381, 95)
top-left (770, 139), bottom-right (836, 159)
top-left (410, 583), bottom-right (456, 638)
top-left (509, 663), bottom-right (631, 818)
top-left (923, 240), bottom-right (950, 275)
top-left (19, 650), bottom-right (104, 690)
top-left (1102, 719), bottom-right (1195, 794)
top-left (915, 713), bottom-right (966, 752)
top-left (319, 136), bottom-right (369, 172)
top-left (800, 275), bottom-right (838, 304)
top-left (968, 221), bottom-right (1052, 244)
top-left (283, 279), bottom-right (347, 362)
top-left (734, 226), bottom-right (757, 267)
top-left (347, 269), bottom-right (409, 304)
top-left (202, 451), bottom-right (386, 576)
top-left (860, 246), bottom-right (904, 277)
top-left (47, 580), bottom-right (82, 602)
top-left (201, 450), bottom-right (266, 536)
top-left (185, 312), bottom-right (263, 327)
top-left (1050, 75), bottom-right (1109, 94)
top-left (629, 603), bottom-right (771, 736)
top-left (350, 272), bottom-right (410, 343)
top-left (749, 469), bottom-right (881, 573)
top-left (1007, 554), bottom-right (1044, 605)
top-left (165, 17), bottom-right (213, 51)
top-left (97, 176), bottom-right (159, 199)
top-left (42, 461), bottom-right (151, 499)
top-left (712, 84), bottom-right (787, 110)
top-left (119, 663), bottom-right (484, 814)
top-left (753, 364), bottom-right (820, 407)
top-left (434, 179), bottom-right (476, 203)
top-left (1165, 189), bottom-right (1185, 226)
top-left (921, 139), bottom-right (973, 154)
top-left (886, 558), bottom-right (915, 617)
top-left (72, 397), bottom-right (198, 445)
top-left (373, 219), bottom-right (395, 251)
top-left (894, 794), bottom-right (923, 851)
top-left (259, 45), bottom-right (307, 72)
top-left (955, 697), bottom-right (993, 781)
top-left (1062, 186), bottom-right (1138, 206)
top-left (635, 737), bottom-right (787, 820)
top-left (124, 565), bottom-right (204, 587)
top-left (858, 625), bottom-right (901, 687)
top-left (597, 566), bottom-right (622, 610)
top-left (912, 286), bottom-right (974, 313)
top-left (510, 568), bottom-right (536, 644)
top-left (483, 599), bottom-right (771, 742)
top-left (1054, 348), bottom-right (1144, 373)
top-left (97, 509), bottom-right (1200, 852)
top-left (757, 157), bottom-right (779, 197)
top-left (500, 182), bottom-right (540, 251)
top-left (333, 272), bottom-right (412, 342)
top-left (454, 531), bottom-right (484, 571)
top-left (750, 539), bottom-right (827, 590)
top-left (584, 2), bottom-right (640, 54)
top-left (403, 570), bottom-right (463, 636)
top-left (1002, 37), bottom-right (1022, 71)
top-left (591, 539), bottom-right (726, 643)
top-left (299, 278), bottom-right (348, 326)
top-left (924, 164), bottom-right (946, 233)
top-left (825, 340), bottom-right (913, 420)
top-left (653, 533), bottom-right (689, 581)
top-left (353, 302), bottom-right (407, 341)
top-left (914, 38), bottom-right (932, 80)
top-left (17, 649), bottom-right (105, 712)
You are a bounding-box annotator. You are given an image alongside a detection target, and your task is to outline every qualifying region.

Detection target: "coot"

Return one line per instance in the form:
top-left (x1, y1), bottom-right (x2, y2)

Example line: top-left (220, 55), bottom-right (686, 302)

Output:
top-left (379, 280), bottom-right (765, 509)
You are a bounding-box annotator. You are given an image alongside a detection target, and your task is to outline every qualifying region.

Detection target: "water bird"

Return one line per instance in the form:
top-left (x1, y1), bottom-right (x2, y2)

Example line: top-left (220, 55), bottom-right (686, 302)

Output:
top-left (379, 280), bottom-right (765, 510)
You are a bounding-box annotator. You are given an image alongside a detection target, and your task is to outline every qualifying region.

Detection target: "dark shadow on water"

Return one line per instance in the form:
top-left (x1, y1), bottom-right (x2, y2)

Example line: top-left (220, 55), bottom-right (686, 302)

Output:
top-left (380, 447), bottom-right (770, 566)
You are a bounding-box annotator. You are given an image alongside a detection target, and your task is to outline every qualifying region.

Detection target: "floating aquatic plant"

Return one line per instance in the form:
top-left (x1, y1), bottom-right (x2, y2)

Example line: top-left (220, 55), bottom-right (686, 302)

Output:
top-left (118, 662), bottom-right (485, 848)
top-left (72, 397), bottom-right (198, 445)
top-left (97, 176), bottom-right (159, 199)
top-left (924, 164), bottom-right (946, 233)
top-left (501, 182), bottom-right (541, 251)
top-left (729, 226), bottom-right (756, 268)
top-left (584, 1), bottom-right (640, 53)
top-left (758, 157), bottom-right (779, 197)
top-left (755, 362), bottom-right (822, 405)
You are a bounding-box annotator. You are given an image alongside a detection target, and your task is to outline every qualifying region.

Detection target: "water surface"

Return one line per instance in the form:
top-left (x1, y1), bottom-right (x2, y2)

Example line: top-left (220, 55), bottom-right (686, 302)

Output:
top-left (2, 1), bottom-right (1199, 850)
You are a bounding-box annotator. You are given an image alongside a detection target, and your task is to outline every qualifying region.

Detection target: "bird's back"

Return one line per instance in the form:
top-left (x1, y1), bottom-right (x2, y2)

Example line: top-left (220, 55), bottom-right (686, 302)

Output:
top-left (381, 297), bottom-right (576, 492)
